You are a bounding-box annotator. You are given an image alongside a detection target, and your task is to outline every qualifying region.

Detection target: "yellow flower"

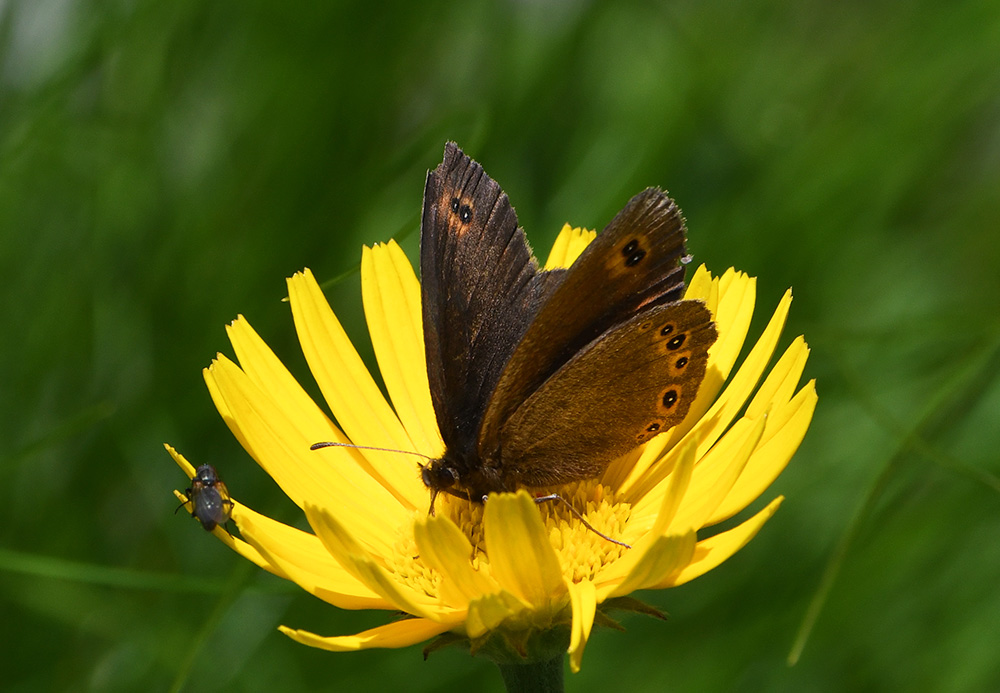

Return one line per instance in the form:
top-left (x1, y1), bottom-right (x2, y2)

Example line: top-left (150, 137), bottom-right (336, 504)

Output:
top-left (169, 224), bottom-right (816, 673)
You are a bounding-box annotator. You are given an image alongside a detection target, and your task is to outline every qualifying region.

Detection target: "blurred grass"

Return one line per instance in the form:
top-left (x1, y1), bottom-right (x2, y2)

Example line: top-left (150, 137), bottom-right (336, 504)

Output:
top-left (1, 0), bottom-right (999, 691)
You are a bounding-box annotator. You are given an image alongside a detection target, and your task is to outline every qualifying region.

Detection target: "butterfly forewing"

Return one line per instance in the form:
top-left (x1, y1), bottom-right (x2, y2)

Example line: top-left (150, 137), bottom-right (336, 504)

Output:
top-left (498, 300), bottom-right (717, 487)
top-left (421, 143), bottom-right (551, 461)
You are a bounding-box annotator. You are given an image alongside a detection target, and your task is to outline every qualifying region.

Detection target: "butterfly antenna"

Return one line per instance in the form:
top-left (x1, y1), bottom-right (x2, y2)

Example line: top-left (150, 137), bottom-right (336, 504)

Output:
top-left (533, 493), bottom-right (632, 549)
top-left (310, 441), bottom-right (435, 462)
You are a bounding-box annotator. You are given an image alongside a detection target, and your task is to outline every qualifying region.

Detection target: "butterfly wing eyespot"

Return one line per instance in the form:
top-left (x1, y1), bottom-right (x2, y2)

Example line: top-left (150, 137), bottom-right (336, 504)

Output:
top-left (447, 196), bottom-right (474, 224)
top-left (636, 419), bottom-right (665, 443)
top-left (621, 238), bottom-right (647, 267)
top-left (661, 388), bottom-right (680, 410)
top-left (442, 196), bottom-right (476, 237)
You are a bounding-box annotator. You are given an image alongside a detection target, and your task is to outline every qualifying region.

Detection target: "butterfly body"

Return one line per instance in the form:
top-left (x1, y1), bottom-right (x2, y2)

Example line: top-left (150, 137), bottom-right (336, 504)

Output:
top-left (420, 143), bottom-right (716, 508)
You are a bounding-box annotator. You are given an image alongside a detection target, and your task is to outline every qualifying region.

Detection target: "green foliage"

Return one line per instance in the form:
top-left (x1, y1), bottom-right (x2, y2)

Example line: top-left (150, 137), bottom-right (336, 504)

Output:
top-left (1, 0), bottom-right (998, 690)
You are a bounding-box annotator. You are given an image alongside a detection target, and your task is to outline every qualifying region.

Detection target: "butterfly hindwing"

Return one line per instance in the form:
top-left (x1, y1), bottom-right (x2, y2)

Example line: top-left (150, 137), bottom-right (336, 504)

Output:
top-left (498, 299), bottom-right (717, 487)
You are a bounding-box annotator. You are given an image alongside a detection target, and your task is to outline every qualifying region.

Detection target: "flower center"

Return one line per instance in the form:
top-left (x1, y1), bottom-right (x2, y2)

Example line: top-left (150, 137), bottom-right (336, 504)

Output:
top-left (536, 481), bottom-right (631, 582)
top-left (446, 482), bottom-right (631, 583)
top-left (385, 484), bottom-right (632, 600)
top-left (385, 529), bottom-right (442, 599)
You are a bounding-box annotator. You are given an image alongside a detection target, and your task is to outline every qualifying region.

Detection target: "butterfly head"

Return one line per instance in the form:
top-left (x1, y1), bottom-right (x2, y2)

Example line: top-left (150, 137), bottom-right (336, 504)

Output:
top-left (420, 459), bottom-right (460, 515)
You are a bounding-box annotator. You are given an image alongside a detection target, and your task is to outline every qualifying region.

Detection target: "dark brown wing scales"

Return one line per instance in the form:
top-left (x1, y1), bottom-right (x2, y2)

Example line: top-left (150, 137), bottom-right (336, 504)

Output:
top-left (421, 143), bottom-right (558, 466)
top-left (498, 300), bottom-right (717, 488)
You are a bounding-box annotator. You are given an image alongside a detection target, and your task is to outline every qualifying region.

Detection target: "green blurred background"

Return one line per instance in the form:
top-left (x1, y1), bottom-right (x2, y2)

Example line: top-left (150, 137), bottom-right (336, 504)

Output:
top-left (2, 1), bottom-right (999, 690)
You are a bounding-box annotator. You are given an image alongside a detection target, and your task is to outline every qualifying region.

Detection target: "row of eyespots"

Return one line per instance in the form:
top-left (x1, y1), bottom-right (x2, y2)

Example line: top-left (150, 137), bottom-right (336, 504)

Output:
top-left (640, 320), bottom-right (686, 348)
top-left (635, 327), bottom-right (695, 441)
top-left (659, 323), bottom-right (688, 350)
top-left (639, 319), bottom-right (692, 372)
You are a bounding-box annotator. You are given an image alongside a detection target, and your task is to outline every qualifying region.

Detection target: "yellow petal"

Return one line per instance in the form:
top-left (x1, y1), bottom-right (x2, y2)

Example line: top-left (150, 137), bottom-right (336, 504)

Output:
top-left (167, 444), bottom-right (291, 580)
top-left (613, 438), bottom-right (697, 547)
top-left (171, 488), bottom-right (284, 576)
top-left (167, 443), bottom-right (198, 478)
top-left (203, 367), bottom-right (253, 459)
top-left (605, 529), bottom-right (697, 598)
top-left (225, 317), bottom-right (400, 501)
top-left (567, 579), bottom-right (597, 673)
top-left (413, 513), bottom-right (498, 608)
top-left (279, 618), bottom-right (454, 652)
top-left (236, 510), bottom-right (392, 610)
top-left (465, 591), bottom-right (533, 639)
top-left (649, 438), bottom-right (697, 537)
top-left (484, 491), bottom-right (566, 608)
top-left (710, 380), bottom-right (817, 523)
top-left (361, 242), bottom-right (442, 458)
top-left (544, 225), bottom-right (596, 269)
top-left (622, 289), bottom-right (792, 504)
top-left (692, 270), bottom-right (757, 390)
top-left (700, 289), bottom-right (792, 441)
top-left (597, 443), bottom-right (697, 589)
top-left (288, 269), bottom-right (422, 508)
top-left (684, 265), bottom-right (714, 308)
top-left (745, 336), bottom-right (810, 423)
top-left (226, 317), bottom-right (339, 445)
top-left (208, 354), bottom-right (405, 553)
top-left (305, 504), bottom-right (454, 622)
top-left (669, 413), bottom-right (767, 531)
top-left (674, 270), bottom-right (755, 429)
top-left (661, 497), bottom-right (784, 588)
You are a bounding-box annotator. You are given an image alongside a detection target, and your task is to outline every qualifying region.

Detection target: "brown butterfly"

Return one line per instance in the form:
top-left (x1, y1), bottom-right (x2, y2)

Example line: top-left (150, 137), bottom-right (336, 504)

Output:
top-left (418, 143), bottom-right (717, 509)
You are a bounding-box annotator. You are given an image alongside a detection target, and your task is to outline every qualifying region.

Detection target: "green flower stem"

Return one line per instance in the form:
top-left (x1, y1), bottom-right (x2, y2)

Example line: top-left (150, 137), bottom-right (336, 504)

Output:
top-left (495, 654), bottom-right (564, 693)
